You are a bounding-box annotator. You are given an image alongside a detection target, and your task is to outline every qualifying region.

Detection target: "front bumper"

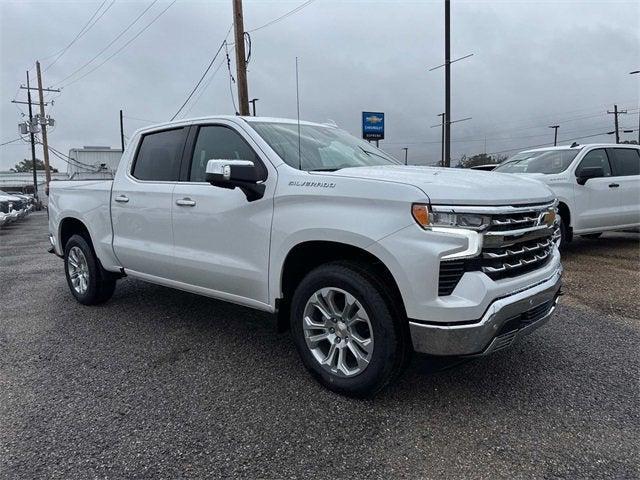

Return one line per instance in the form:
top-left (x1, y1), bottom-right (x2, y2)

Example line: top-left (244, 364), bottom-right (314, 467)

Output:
top-left (409, 265), bottom-right (562, 356)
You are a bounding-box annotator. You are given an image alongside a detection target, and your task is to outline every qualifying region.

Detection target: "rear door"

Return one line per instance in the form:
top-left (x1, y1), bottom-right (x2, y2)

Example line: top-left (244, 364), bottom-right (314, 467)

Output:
top-left (609, 147), bottom-right (640, 227)
top-left (572, 148), bottom-right (622, 231)
top-left (111, 127), bottom-right (188, 279)
top-left (170, 122), bottom-right (274, 306)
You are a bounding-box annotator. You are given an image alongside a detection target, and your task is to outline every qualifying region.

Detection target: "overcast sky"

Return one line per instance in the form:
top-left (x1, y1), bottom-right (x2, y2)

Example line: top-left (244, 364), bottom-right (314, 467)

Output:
top-left (1, 0), bottom-right (639, 172)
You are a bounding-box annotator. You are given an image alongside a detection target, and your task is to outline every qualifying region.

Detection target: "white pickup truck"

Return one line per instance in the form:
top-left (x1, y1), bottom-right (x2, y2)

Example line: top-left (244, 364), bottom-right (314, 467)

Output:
top-left (494, 144), bottom-right (640, 246)
top-left (49, 116), bottom-right (563, 396)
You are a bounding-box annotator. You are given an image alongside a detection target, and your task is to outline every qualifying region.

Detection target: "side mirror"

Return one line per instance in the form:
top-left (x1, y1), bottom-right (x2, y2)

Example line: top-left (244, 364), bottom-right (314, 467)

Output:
top-left (205, 159), bottom-right (265, 201)
top-left (576, 166), bottom-right (604, 185)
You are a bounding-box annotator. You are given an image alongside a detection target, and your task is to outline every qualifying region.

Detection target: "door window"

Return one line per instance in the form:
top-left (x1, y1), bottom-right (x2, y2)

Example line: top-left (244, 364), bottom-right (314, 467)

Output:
top-left (575, 149), bottom-right (612, 177)
top-left (132, 128), bottom-right (187, 181)
top-left (189, 126), bottom-right (263, 182)
top-left (611, 148), bottom-right (640, 176)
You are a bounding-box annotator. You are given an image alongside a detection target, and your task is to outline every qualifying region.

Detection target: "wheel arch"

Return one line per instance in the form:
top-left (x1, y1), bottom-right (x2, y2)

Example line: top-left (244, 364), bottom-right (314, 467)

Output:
top-left (276, 240), bottom-right (406, 332)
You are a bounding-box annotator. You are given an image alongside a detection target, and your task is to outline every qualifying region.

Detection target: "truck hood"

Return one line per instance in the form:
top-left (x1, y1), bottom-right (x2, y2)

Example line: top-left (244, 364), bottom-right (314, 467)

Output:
top-left (324, 165), bottom-right (555, 205)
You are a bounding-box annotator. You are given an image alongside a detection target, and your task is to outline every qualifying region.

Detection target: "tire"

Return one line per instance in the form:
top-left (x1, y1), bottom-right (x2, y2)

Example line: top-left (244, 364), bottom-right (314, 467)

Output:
top-left (289, 262), bottom-right (409, 397)
top-left (559, 216), bottom-right (570, 249)
top-left (64, 234), bottom-right (116, 305)
top-left (581, 233), bottom-right (602, 239)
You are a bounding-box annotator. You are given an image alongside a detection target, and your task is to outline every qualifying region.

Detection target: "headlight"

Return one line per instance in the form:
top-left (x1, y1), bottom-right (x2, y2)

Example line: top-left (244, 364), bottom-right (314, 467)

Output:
top-left (412, 204), bottom-right (491, 231)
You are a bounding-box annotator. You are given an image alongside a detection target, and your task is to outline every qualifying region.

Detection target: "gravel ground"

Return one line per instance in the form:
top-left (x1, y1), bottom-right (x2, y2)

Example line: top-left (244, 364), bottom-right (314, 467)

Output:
top-left (1, 212), bottom-right (638, 479)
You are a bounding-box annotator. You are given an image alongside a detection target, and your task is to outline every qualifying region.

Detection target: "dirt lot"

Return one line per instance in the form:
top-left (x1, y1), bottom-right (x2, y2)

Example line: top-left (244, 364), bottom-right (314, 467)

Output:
top-left (1, 213), bottom-right (638, 479)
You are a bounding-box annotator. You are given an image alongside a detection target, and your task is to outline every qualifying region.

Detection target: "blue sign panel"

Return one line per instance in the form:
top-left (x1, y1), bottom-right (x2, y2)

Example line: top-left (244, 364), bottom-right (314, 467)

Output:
top-left (362, 112), bottom-right (385, 140)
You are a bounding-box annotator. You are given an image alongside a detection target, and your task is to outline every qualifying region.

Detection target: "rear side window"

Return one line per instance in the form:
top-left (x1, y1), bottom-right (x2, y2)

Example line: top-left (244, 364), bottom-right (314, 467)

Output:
top-left (189, 125), bottom-right (263, 182)
top-left (611, 148), bottom-right (640, 176)
top-left (575, 149), bottom-right (612, 177)
top-left (132, 128), bottom-right (186, 181)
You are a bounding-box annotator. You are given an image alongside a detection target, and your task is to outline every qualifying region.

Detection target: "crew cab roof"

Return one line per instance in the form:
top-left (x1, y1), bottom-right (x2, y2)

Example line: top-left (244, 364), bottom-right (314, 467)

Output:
top-left (520, 143), bottom-right (637, 154)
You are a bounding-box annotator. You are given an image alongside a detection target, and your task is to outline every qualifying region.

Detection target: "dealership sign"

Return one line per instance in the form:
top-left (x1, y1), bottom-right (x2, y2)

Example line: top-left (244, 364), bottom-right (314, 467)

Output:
top-left (362, 112), bottom-right (385, 140)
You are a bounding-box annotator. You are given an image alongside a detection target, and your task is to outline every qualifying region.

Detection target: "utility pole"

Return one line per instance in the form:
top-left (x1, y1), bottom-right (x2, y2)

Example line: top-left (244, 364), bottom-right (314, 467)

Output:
top-left (26, 71), bottom-right (39, 201)
top-left (437, 112), bottom-right (445, 166)
top-left (232, 0), bottom-right (250, 116)
top-left (631, 70), bottom-right (639, 144)
top-left (549, 125), bottom-right (559, 146)
top-left (249, 98), bottom-right (258, 116)
top-left (119, 110), bottom-right (125, 152)
top-left (607, 104), bottom-right (627, 144)
top-left (402, 147), bottom-right (408, 165)
top-left (444, 0), bottom-right (451, 166)
top-left (36, 61), bottom-right (52, 194)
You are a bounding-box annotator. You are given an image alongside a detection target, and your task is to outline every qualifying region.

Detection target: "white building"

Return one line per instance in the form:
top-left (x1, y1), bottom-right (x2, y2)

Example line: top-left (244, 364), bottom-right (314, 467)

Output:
top-left (67, 146), bottom-right (122, 179)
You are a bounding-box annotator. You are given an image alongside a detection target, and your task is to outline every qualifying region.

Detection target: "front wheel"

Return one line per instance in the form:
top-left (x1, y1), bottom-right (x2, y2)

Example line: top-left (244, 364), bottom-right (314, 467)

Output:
top-left (290, 262), bottom-right (408, 397)
top-left (64, 234), bottom-right (116, 305)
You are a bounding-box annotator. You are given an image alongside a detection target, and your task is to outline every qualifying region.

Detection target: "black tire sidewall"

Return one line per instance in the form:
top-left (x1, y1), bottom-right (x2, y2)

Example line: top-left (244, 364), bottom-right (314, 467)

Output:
top-left (64, 234), bottom-right (104, 305)
top-left (290, 263), bottom-right (400, 397)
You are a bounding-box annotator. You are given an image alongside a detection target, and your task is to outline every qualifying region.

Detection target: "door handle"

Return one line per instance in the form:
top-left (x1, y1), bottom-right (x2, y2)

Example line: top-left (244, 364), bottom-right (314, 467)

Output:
top-left (114, 195), bottom-right (129, 203)
top-left (176, 198), bottom-right (196, 207)
top-left (608, 183), bottom-right (620, 188)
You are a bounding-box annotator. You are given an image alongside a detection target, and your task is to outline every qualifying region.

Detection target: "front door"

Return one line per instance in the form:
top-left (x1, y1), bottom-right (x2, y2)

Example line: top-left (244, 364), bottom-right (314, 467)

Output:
top-left (610, 147), bottom-right (640, 227)
top-left (171, 123), bottom-right (274, 306)
top-left (572, 148), bottom-right (621, 231)
top-left (112, 127), bottom-right (188, 279)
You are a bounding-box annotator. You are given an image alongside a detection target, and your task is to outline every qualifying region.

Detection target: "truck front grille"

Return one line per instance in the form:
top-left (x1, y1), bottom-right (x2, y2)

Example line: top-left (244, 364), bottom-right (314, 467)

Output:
top-left (437, 202), bottom-right (558, 296)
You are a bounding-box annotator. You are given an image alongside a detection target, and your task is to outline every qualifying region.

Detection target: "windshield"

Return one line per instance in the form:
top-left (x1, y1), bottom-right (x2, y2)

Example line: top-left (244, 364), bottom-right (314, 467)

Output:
top-left (494, 149), bottom-right (580, 174)
top-left (249, 121), bottom-right (399, 171)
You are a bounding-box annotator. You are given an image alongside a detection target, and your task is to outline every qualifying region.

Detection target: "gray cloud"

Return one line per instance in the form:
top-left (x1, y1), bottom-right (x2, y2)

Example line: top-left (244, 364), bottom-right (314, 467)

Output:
top-left (1, 0), bottom-right (639, 172)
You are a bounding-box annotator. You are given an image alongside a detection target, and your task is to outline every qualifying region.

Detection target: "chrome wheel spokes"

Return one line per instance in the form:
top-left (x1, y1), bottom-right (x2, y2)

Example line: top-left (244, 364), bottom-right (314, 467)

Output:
top-left (302, 287), bottom-right (374, 377)
top-left (67, 246), bottom-right (89, 294)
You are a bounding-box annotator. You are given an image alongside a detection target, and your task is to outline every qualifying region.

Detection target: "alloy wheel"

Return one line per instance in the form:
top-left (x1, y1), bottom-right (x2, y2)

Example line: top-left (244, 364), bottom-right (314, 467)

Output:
top-left (302, 287), bottom-right (374, 377)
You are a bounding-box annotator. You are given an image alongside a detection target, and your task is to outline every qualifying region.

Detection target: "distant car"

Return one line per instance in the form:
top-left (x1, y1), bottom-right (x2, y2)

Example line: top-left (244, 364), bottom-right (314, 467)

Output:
top-left (0, 190), bottom-right (31, 216)
top-left (494, 143), bottom-right (640, 246)
top-left (0, 195), bottom-right (21, 224)
top-left (469, 164), bottom-right (498, 171)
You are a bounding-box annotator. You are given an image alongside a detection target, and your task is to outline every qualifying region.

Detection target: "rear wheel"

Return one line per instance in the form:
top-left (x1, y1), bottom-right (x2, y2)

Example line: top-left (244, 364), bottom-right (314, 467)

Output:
top-left (290, 262), bottom-right (408, 397)
top-left (64, 234), bottom-right (116, 305)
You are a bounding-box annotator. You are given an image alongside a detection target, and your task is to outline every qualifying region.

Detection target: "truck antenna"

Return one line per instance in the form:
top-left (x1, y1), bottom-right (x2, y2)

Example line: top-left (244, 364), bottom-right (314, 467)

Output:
top-left (296, 56), bottom-right (302, 171)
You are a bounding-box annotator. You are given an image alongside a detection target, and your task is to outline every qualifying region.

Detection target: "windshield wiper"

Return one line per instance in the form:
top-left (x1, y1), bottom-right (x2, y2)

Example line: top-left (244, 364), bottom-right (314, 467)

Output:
top-left (309, 167), bottom-right (339, 172)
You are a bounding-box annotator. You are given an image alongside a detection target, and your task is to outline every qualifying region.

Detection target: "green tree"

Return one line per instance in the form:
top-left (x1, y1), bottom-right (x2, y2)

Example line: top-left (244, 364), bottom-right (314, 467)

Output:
top-left (459, 153), bottom-right (507, 168)
top-left (11, 158), bottom-right (58, 173)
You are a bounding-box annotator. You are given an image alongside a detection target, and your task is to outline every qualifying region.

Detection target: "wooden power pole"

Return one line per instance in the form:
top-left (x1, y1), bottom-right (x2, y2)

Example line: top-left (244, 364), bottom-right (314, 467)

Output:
top-left (26, 71), bottom-right (39, 200)
top-left (36, 61), bottom-right (52, 193)
top-left (444, 0), bottom-right (451, 167)
top-left (232, 0), bottom-right (250, 115)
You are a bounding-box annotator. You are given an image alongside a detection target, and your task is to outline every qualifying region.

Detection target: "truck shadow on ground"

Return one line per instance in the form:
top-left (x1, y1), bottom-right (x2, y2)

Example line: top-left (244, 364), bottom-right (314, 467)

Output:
top-left (101, 277), bottom-right (575, 403)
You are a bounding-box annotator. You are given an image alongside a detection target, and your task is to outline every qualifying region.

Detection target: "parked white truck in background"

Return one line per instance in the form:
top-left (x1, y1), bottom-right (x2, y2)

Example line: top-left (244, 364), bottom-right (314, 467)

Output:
top-left (494, 144), bottom-right (640, 246)
top-left (48, 116), bottom-right (563, 396)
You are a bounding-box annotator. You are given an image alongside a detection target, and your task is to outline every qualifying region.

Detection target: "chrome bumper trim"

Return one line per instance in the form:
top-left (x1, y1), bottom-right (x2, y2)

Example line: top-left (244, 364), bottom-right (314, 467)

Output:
top-left (409, 266), bottom-right (562, 356)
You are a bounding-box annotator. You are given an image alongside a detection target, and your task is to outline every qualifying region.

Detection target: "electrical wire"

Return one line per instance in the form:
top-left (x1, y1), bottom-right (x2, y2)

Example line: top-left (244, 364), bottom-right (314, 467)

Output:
top-left (170, 39), bottom-right (229, 120)
top-left (182, 58), bottom-right (226, 118)
top-left (0, 138), bottom-right (24, 147)
top-left (52, 1), bottom-right (159, 87)
top-left (225, 41), bottom-right (239, 115)
top-left (247, 0), bottom-right (317, 33)
top-left (58, 0), bottom-right (178, 88)
top-left (45, 0), bottom-right (115, 72)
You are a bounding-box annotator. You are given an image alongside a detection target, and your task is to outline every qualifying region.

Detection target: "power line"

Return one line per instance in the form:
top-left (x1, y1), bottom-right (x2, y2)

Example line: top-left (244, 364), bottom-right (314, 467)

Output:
top-left (52, 1), bottom-right (159, 87)
top-left (486, 131), bottom-right (620, 156)
top-left (170, 33), bottom-right (230, 121)
top-left (44, 1), bottom-right (115, 72)
top-left (58, 0), bottom-right (178, 88)
top-left (225, 41), bottom-right (239, 114)
top-left (0, 137), bottom-right (25, 147)
top-left (247, 0), bottom-right (317, 33)
top-left (182, 58), bottom-right (227, 117)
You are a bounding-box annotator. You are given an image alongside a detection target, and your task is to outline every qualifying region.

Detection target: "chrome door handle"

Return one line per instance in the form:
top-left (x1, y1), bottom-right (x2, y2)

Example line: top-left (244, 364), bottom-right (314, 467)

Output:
top-left (114, 195), bottom-right (129, 203)
top-left (176, 198), bottom-right (196, 207)
top-left (608, 183), bottom-right (620, 188)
